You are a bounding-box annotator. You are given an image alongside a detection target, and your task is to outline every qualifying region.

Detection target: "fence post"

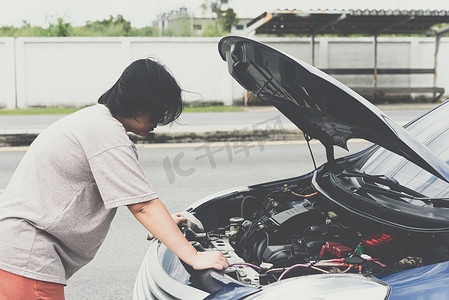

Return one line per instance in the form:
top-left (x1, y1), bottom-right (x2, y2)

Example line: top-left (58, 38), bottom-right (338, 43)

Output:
top-left (318, 38), bottom-right (328, 69)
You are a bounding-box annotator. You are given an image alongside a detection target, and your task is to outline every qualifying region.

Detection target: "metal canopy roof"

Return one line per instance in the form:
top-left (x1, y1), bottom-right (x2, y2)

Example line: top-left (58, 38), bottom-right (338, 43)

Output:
top-left (243, 10), bottom-right (449, 103)
top-left (246, 9), bottom-right (449, 35)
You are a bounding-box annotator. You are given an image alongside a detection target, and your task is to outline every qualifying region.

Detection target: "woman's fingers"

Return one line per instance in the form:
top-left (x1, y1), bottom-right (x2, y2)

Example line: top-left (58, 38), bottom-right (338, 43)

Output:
top-left (189, 251), bottom-right (229, 270)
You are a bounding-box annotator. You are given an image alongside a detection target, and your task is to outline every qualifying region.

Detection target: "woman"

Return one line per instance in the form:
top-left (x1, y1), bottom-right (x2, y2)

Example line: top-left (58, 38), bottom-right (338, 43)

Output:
top-left (0, 58), bottom-right (228, 299)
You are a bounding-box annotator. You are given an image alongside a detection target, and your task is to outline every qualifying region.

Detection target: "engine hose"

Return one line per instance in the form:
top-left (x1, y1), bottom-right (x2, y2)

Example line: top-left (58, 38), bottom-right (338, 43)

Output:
top-left (241, 195), bottom-right (262, 220)
top-left (255, 234), bottom-right (269, 264)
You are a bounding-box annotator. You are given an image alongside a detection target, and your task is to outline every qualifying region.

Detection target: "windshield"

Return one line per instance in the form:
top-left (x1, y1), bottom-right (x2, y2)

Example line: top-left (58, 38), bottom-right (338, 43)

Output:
top-left (359, 101), bottom-right (449, 200)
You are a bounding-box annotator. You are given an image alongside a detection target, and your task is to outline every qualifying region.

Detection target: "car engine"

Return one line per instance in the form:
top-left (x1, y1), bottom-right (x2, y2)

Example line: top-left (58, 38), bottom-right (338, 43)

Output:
top-left (185, 181), bottom-right (449, 287)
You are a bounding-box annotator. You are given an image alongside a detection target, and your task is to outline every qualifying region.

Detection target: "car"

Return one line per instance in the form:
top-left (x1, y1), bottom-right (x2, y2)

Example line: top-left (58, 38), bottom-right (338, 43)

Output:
top-left (133, 36), bottom-right (449, 300)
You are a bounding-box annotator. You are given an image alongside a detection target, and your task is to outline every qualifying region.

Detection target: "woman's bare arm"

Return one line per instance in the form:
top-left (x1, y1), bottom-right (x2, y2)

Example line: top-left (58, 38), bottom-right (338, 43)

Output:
top-left (127, 198), bottom-right (229, 270)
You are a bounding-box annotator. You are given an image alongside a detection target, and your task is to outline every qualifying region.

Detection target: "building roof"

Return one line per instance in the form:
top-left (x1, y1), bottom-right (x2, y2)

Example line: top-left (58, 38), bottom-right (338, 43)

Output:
top-left (247, 9), bottom-right (449, 35)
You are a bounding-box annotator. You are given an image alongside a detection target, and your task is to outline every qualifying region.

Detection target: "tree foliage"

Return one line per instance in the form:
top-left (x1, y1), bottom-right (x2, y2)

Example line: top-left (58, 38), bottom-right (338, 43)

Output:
top-left (201, 0), bottom-right (238, 33)
top-left (221, 8), bottom-right (237, 32)
top-left (0, 21), bottom-right (48, 37)
top-left (0, 4), bottom-right (239, 38)
top-left (48, 18), bottom-right (73, 37)
top-left (202, 23), bottom-right (227, 37)
top-left (0, 15), bottom-right (155, 37)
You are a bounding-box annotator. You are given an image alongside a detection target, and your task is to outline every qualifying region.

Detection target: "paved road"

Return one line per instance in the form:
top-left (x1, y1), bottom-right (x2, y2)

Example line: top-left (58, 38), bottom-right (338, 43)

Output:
top-left (0, 105), bottom-right (435, 299)
top-left (0, 141), bottom-right (370, 299)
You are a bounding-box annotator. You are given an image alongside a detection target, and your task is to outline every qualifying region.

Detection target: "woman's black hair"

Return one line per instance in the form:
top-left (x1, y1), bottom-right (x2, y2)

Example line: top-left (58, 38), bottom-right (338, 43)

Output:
top-left (98, 58), bottom-right (183, 125)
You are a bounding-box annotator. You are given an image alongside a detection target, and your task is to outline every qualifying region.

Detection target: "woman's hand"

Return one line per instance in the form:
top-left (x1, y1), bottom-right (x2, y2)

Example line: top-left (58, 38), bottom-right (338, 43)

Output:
top-left (171, 213), bottom-right (187, 226)
top-left (129, 199), bottom-right (228, 272)
top-left (185, 251), bottom-right (229, 271)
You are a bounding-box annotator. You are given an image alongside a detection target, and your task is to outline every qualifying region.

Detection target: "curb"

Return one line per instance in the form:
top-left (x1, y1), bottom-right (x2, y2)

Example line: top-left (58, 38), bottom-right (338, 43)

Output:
top-left (0, 133), bottom-right (40, 147)
top-left (0, 129), bottom-right (305, 147)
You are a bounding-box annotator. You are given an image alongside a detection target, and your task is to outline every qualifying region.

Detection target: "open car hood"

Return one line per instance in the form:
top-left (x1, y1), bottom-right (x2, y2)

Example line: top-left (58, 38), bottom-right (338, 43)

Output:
top-left (218, 36), bottom-right (449, 183)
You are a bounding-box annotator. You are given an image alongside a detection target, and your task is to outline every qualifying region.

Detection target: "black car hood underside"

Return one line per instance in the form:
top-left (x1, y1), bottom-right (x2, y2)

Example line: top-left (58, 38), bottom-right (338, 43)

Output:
top-left (218, 36), bottom-right (449, 183)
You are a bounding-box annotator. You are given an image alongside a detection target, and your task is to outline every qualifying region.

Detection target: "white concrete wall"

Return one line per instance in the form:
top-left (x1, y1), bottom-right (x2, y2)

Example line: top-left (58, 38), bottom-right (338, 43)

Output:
top-left (15, 38), bottom-right (126, 108)
top-left (129, 38), bottom-right (230, 103)
top-left (10, 37), bottom-right (231, 108)
top-left (1, 36), bottom-right (448, 108)
top-left (0, 38), bottom-right (16, 108)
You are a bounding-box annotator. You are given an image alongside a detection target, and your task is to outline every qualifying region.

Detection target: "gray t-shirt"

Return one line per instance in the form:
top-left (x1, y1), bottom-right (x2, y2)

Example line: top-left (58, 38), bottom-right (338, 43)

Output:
top-left (0, 104), bottom-right (158, 284)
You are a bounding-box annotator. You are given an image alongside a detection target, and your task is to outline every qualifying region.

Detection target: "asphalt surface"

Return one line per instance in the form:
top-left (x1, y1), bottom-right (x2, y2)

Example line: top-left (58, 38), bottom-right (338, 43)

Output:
top-left (0, 141), bottom-right (371, 299)
top-left (0, 103), bottom-right (441, 299)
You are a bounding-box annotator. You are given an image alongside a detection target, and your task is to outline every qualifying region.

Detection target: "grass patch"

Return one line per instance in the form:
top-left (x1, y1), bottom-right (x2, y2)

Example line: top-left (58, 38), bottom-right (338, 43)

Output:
top-left (0, 107), bottom-right (81, 115)
top-left (0, 105), bottom-right (244, 115)
top-left (183, 106), bottom-right (244, 112)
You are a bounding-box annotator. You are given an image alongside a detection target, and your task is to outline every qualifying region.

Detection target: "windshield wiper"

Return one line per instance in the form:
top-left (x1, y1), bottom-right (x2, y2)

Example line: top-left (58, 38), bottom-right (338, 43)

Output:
top-left (340, 170), bottom-right (449, 207)
top-left (341, 169), bottom-right (424, 197)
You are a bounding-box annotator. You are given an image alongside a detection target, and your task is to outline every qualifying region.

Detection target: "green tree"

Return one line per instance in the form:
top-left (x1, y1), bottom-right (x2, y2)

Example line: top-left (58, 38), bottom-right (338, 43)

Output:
top-left (0, 26), bottom-right (16, 36)
top-left (130, 26), bottom-right (155, 36)
top-left (0, 16), bottom-right (157, 37)
top-left (204, 0), bottom-right (227, 19)
top-left (202, 23), bottom-right (226, 37)
top-left (0, 21), bottom-right (49, 37)
top-left (201, 0), bottom-right (238, 33)
top-left (79, 15), bottom-right (132, 36)
top-left (222, 8), bottom-right (237, 32)
top-left (48, 18), bottom-right (72, 36)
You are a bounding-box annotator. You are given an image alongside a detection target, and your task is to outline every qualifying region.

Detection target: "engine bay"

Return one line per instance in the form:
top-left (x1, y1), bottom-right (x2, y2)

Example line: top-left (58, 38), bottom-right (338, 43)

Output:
top-left (185, 179), bottom-right (449, 287)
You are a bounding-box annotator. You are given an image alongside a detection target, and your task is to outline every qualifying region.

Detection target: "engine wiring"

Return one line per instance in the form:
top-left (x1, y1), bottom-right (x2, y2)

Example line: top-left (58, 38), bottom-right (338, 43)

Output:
top-left (278, 264), bottom-right (330, 280)
top-left (275, 256), bottom-right (390, 281)
top-left (228, 190), bottom-right (393, 281)
top-left (291, 191), bottom-right (318, 198)
top-left (227, 254), bottom-right (388, 282)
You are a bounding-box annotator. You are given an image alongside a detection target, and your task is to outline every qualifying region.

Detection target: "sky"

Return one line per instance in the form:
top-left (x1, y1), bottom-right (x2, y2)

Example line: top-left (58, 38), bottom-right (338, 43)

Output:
top-left (0, 0), bottom-right (449, 28)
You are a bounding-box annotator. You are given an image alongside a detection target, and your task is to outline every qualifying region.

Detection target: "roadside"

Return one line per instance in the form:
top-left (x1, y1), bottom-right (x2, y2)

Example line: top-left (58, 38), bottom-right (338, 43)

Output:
top-left (0, 103), bottom-right (441, 147)
top-left (240, 103), bottom-right (438, 112)
top-left (0, 105), bottom-right (244, 115)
